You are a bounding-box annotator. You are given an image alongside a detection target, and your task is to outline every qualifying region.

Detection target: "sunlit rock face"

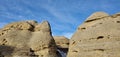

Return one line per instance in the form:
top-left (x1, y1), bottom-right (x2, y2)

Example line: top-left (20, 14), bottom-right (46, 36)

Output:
top-left (54, 36), bottom-right (69, 57)
top-left (0, 20), bottom-right (58, 57)
top-left (54, 36), bottom-right (69, 49)
top-left (67, 12), bottom-right (120, 57)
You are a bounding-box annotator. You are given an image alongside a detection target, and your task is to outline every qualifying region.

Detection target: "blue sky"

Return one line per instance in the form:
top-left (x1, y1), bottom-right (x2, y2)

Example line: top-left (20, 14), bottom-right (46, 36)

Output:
top-left (0, 0), bottom-right (120, 38)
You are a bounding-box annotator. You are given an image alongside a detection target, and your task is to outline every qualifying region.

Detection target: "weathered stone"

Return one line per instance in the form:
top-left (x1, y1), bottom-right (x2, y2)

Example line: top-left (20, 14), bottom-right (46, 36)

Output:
top-left (67, 12), bottom-right (120, 57)
top-left (54, 36), bottom-right (69, 48)
top-left (3, 22), bottom-right (33, 31)
top-left (29, 21), bottom-right (57, 57)
top-left (54, 36), bottom-right (69, 57)
top-left (0, 21), bottom-right (58, 57)
top-left (86, 12), bottom-right (109, 22)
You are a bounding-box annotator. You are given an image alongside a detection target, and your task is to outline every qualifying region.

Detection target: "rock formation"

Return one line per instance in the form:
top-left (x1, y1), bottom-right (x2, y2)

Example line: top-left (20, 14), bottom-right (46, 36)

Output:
top-left (0, 20), bottom-right (58, 57)
top-left (54, 36), bottom-right (69, 49)
top-left (0, 12), bottom-right (120, 57)
top-left (67, 12), bottom-right (120, 57)
top-left (54, 36), bottom-right (69, 57)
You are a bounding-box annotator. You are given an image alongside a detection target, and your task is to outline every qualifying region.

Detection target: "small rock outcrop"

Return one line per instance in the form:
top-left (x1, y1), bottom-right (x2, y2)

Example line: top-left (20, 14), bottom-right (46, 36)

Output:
top-left (67, 12), bottom-right (120, 57)
top-left (0, 20), bottom-right (58, 57)
top-left (54, 36), bottom-right (69, 57)
top-left (54, 36), bottom-right (69, 49)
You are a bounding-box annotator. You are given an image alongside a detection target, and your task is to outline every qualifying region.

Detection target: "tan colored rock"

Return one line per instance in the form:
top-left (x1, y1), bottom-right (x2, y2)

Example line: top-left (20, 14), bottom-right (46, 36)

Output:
top-left (3, 22), bottom-right (33, 31)
top-left (0, 22), bottom-right (33, 57)
top-left (86, 12), bottom-right (109, 21)
top-left (29, 21), bottom-right (57, 57)
top-left (54, 36), bottom-right (69, 57)
top-left (34, 21), bottom-right (51, 32)
top-left (54, 36), bottom-right (69, 48)
top-left (0, 21), bottom-right (58, 57)
top-left (67, 12), bottom-right (120, 57)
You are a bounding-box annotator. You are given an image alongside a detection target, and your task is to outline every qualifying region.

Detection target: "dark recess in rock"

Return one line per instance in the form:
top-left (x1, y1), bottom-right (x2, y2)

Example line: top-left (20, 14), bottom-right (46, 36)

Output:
top-left (97, 36), bottom-right (104, 39)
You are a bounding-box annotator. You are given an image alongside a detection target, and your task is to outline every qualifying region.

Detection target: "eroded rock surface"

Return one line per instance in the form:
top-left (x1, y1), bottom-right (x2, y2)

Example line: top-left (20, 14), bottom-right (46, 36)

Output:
top-left (67, 12), bottom-right (120, 57)
top-left (54, 36), bottom-right (69, 57)
top-left (54, 36), bottom-right (69, 49)
top-left (0, 20), bottom-right (58, 57)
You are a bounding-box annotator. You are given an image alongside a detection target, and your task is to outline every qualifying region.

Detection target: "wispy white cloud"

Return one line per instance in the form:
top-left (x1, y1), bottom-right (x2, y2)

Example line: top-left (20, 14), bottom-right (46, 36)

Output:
top-left (40, 3), bottom-right (79, 24)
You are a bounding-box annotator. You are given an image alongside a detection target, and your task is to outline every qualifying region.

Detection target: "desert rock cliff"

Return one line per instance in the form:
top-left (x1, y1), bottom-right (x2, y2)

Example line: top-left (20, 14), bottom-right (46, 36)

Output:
top-left (0, 20), bottom-right (58, 57)
top-left (67, 12), bottom-right (120, 57)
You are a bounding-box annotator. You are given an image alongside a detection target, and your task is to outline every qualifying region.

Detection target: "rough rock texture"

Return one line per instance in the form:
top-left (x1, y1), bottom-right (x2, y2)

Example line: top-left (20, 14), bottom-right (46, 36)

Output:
top-left (0, 20), bottom-right (58, 57)
top-left (54, 36), bottom-right (69, 49)
top-left (54, 36), bottom-right (69, 57)
top-left (67, 12), bottom-right (120, 57)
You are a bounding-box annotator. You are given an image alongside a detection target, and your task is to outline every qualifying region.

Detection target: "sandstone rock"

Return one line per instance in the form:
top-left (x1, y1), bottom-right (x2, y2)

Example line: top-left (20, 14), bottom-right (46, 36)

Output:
top-left (54, 36), bottom-right (69, 48)
top-left (54, 36), bottom-right (69, 57)
top-left (29, 21), bottom-right (57, 57)
top-left (0, 20), bottom-right (58, 57)
top-left (3, 22), bottom-right (33, 31)
top-left (67, 12), bottom-right (120, 57)
top-left (34, 21), bottom-right (51, 32)
top-left (86, 12), bottom-right (109, 22)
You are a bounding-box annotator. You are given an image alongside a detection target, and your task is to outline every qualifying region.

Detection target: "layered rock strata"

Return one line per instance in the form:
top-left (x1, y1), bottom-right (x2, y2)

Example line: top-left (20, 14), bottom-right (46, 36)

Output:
top-left (67, 12), bottom-right (120, 57)
top-left (0, 20), bottom-right (58, 57)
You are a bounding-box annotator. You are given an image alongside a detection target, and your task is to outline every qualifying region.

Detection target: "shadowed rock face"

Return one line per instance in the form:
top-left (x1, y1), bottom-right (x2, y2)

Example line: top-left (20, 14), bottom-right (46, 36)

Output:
top-left (0, 45), bottom-right (15, 57)
top-left (0, 20), bottom-right (58, 57)
top-left (54, 36), bottom-right (69, 57)
top-left (67, 12), bottom-right (120, 57)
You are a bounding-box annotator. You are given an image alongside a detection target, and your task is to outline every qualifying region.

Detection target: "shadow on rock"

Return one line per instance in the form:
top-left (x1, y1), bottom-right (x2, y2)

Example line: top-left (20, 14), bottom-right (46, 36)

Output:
top-left (57, 48), bottom-right (68, 57)
top-left (0, 45), bottom-right (15, 57)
